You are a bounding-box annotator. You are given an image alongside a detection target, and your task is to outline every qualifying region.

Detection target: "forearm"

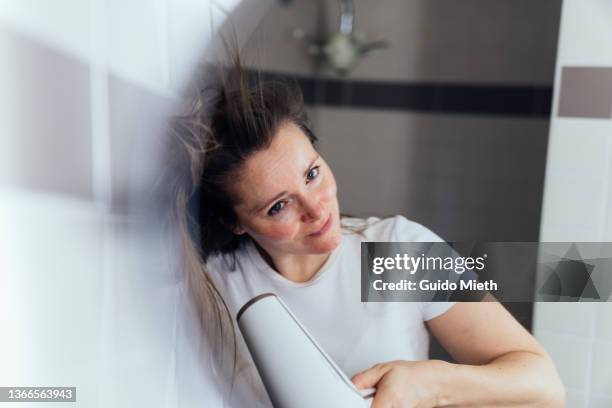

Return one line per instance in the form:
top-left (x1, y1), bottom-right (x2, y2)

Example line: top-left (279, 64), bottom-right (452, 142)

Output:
top-left (435, 351), bottom-right (565, 407)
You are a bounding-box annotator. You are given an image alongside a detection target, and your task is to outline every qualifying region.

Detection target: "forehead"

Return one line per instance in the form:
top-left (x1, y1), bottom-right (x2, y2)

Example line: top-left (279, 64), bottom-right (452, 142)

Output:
top-left (232, 122), bottom-right (316, 205)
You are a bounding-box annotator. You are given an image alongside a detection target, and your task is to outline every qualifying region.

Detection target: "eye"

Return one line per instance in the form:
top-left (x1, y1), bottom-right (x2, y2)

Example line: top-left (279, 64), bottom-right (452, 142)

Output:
top-left (306, 166), bottom-right (320, 182)
top-left (267, 200), bottom-right (286, 216)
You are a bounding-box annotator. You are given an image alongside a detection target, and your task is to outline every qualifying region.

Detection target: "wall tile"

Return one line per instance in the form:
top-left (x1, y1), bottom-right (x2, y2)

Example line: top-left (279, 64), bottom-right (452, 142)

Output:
top-left (106, 0), bottom-right (169, 92)
top-left (167, 0), bottom-right (212, 92)
top-left (556, 0), bottom-right (612, 67)
top-left (240, 0), bottom-right (320, 77)
top-left (0, 0), bottom-right (91, 61)
top-left (535, 330), bottom-right (590, 391)
top-left (210, 0), bottom-right (276, 74)
top-left (539, 223), bottom-right (602, 242)
top-left (540, 175), bottom-right (607, 235)
top-left (0, 28), bottom-right (92, 198)
top-left (596, 303), bottom-right (612, 341)
top-left (590, 394), bottom-right (612, 408)
top-left (565, 389), bottom-right (586, 408)
top-left (0, 189), bottom-right (103, 389)
top-left (107, 74), bottom-right (177, 214)
top-left (544, 119), bottom-right (611, 177)
top-left (590, 341), bottom-right (612, 397)
top-left (98, 216), bottom-right (187, 407)
top-left (540, 119), bottom-right (611, 235)
top-left (316, 107), bottom-right (417, 217)
top-left (590, 340), bottom-right (612, 395)
top-left (533, 303), bottom-right (595, 336)
top-left (558, 67), bottom-right (612, 119)
top-left (603, 122), bottom-right (612, 241)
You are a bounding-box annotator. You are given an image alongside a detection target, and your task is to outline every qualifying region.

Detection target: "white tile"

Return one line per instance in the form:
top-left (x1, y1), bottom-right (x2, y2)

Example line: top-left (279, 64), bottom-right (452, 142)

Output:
top-left (535, 330), bottom-right (591, 391)
top-left (557, 0), bottom-right (612, 67)
top-left (106, 0), bottom-right (169, 92)
top-left (107, 72), bottom-right (178, 213)
top-left (533, 303), bottom-right (595, 336)
top-left (540, 174), bottom-right (607, 235)
top-left (0, 189), bottom-right (103, 385)
top-left (590, 394), bottom-right (612, 408)
top-left (545, 119), bottom-right (611, 178)
top-left (565, 389), bottom-right (586, 408)
top-left (602, 123), bottom-right (612, 241)
top-left (541, 119), bottom-right (611, 235)
top-left (0, 0), bottom-right (91, 62)
top-left (539, 223), bottom-right (602, 242)
top-left (596, 303), bottom-right (612, 341)
top-left (167, 0), bottom-right (213, 92)
top-left (590, 340), bottom-right (612, 395)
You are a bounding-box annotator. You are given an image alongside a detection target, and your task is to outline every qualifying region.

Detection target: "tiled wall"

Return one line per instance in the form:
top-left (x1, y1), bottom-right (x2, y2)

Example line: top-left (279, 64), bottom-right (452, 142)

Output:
top-left (533, 1), bottom-right (612, 407)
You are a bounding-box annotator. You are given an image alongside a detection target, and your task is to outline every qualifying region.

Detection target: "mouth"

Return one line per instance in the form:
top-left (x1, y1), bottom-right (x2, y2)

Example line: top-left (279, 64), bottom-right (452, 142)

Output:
top-left (308, 214), bottom-right (333, 237)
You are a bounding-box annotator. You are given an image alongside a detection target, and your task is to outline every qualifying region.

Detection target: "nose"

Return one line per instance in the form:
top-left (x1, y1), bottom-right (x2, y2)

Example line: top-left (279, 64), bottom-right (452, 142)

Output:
top-left (299, 195), bottom-right (324, 222)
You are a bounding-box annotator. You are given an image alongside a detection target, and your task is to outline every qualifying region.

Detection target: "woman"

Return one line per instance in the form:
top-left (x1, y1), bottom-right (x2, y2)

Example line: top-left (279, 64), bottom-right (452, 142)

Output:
top-left (170, 56), bottom-right (564, 407)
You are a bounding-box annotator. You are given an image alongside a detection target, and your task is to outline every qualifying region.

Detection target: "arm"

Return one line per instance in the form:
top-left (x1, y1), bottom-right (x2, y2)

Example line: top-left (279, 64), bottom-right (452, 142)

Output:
top-left (352, 297), bottom-right (565, 407)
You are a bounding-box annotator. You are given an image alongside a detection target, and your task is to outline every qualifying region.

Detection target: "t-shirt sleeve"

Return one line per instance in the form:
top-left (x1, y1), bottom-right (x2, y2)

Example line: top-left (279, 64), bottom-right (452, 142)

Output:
top-left (389, 215), bottom-right (445, 243)
top-left (420, 301), bottom-right (456, 321)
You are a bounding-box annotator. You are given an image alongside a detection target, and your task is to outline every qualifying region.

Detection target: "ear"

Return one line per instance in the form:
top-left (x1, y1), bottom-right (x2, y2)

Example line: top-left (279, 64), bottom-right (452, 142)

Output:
top-left (220, 217), bottom-right (246, 235)
top-left (232, 224), bottom-right (246, 235)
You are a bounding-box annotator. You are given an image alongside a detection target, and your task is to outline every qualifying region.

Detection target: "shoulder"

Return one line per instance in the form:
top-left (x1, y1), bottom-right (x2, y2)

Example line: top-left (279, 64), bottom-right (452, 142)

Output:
top-left (205, 246), bottom-right (250, 285)
top-left (204, 246), bottom-right (258, 311)
top-left (341, 215), bottom-right (444, 242)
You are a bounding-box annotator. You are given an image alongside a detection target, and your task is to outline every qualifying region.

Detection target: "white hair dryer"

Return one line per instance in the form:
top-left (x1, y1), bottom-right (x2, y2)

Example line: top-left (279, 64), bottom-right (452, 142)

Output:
top-left (237, 293), bottom-right (374, 408)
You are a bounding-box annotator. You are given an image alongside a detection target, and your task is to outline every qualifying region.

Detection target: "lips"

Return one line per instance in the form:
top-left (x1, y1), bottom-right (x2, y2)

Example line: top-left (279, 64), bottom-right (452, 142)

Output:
top-left (308, 214), bottom-right (332, 237)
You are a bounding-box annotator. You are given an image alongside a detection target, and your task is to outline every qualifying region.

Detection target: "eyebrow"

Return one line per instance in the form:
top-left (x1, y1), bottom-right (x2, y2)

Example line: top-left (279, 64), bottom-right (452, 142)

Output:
top-left (249, 155), bottom-right (320, 215)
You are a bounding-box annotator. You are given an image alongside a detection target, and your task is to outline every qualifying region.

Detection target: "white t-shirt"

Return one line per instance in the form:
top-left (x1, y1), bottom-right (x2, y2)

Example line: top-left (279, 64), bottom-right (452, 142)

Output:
top-left (207, 215), bottom-right (456, 407)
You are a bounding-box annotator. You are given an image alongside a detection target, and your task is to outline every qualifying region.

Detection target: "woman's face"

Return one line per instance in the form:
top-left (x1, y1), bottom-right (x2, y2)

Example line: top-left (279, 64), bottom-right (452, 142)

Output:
top-left (229, 121), bottom-right (342, 259)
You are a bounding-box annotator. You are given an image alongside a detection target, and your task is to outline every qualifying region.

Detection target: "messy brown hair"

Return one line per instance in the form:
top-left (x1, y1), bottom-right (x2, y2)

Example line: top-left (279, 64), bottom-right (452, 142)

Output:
top-left (167, 49), bottom-right (317, 398)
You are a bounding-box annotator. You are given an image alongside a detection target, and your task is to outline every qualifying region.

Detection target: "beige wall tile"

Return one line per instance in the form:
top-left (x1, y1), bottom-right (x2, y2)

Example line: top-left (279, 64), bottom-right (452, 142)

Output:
top-left (314, 107), bottom-right (548, 240)
top-left (243, 0), bottom-right (561, 84)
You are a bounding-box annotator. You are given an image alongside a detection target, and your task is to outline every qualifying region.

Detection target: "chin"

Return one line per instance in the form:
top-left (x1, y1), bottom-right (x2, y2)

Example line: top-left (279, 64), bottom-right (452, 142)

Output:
top-left (310, 228), bottom-right (342, 254)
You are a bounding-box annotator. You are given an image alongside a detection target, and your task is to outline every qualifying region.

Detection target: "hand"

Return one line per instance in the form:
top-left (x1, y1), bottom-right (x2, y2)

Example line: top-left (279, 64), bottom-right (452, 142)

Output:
top-left (351, 360), bottom-right (450, 408)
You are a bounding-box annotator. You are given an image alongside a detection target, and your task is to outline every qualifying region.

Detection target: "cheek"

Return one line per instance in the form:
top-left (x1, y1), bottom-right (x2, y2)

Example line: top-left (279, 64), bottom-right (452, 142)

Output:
top-left (252, 220), bottom-right (299, 242)
top-left (321, 171), bottom-right (338, 202)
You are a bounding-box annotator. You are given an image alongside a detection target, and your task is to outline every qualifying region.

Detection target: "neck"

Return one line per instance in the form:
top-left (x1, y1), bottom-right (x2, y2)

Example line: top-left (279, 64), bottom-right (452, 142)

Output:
top-left (255, 245), bottom-right (332, 283)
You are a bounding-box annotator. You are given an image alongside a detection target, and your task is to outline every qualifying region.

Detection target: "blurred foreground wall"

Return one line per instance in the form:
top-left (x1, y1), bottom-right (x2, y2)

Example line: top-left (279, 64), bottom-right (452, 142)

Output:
top-left (0, 1), bottom-right (270, 406)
